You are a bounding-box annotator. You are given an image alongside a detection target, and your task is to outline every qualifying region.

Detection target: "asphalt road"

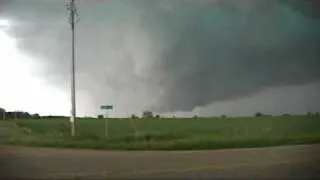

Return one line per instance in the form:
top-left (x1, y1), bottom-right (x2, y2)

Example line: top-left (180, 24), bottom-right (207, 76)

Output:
top-left (1, 144), bottom-right (320, 179)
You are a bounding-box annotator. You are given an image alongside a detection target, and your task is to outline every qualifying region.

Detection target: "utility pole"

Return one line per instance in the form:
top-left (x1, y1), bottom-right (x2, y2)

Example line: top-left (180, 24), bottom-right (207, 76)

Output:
top-left (66, 0), bottom-right (79, 136)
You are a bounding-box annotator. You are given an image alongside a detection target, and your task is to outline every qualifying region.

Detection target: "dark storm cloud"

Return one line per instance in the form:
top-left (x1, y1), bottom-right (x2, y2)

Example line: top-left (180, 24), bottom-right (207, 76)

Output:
top-left (284, 0), bottom-right (320, 18)
top-left (144, 0), bottom-right (320, 111)
top-left (2, 0), bottom-right (320, 114)
top-left (0, 0), bottom-right (10, 13)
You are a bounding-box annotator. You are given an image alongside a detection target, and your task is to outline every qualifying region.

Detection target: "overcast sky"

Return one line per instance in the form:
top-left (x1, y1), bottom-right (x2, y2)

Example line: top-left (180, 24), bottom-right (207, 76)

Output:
top-left (0, 0), bottom-right (319, 117)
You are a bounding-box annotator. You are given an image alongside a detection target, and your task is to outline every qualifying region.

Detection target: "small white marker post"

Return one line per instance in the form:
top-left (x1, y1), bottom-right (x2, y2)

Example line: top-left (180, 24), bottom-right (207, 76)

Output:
top-left (100, 105), bottom-right (113, 139)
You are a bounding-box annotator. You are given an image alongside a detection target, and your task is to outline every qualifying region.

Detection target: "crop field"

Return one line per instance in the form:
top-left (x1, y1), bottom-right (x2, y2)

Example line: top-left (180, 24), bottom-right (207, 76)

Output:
top-left (1, 116), bottom-right (320, 150)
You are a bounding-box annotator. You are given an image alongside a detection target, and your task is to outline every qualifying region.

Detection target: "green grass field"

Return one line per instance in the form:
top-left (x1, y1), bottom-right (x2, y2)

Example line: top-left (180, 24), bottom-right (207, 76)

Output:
top-left (1, 116), bottom-right (320, 150)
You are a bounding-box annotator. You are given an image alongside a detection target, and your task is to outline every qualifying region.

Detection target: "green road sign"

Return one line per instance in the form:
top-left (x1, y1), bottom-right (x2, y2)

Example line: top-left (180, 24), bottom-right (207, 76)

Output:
top-left (100, 105), bottom-right (113, 110)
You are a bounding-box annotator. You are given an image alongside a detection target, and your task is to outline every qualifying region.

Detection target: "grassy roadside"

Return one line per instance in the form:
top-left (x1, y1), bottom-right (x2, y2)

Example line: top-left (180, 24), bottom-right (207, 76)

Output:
top-left (1, 116), bottom-right (320, 150)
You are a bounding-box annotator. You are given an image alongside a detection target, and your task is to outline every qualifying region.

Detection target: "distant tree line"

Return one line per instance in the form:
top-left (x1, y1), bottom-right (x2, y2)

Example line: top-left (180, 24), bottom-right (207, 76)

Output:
top-left (255, 112), bottom-right (320, 117)
top-left (1, 107), bottom-right (319, 121)
top-left (307, 112), bottom-right (320, 117)
top-left (41, 115), bottom-right (69, 119)
top-left (0, 108), bottom-right (40, 120)
top-left (0, 107), bottom-right (73, 120)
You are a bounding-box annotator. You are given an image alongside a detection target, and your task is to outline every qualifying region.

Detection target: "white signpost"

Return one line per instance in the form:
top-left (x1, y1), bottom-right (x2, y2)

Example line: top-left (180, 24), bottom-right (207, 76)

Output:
top-left (100, 105), bottom-right (113, 138)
